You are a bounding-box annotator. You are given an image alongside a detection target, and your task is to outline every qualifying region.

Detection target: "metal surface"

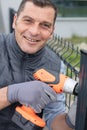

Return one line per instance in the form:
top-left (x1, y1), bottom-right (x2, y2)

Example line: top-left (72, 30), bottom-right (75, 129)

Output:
top-left (75, 49), bottom-right (87, 130)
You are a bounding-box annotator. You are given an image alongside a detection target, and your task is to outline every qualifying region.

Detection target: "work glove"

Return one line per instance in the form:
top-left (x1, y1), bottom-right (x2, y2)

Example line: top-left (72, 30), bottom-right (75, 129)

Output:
top-left (66, 98), bottom-right (77, 128)
top-left (7, 80), bottom-right (57, 113)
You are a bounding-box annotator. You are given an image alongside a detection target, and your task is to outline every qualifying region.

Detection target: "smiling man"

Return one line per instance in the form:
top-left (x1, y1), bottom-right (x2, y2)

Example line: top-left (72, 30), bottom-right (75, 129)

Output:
top-left (0, 0), bottom-right (74, 130)
top-left (13, 1), bottom-right (55, 54)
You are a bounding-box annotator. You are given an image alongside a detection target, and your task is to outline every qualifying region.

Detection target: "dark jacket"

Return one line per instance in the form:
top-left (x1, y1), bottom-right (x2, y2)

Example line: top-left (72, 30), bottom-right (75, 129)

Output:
top-left (0, 32), bottom-right (61, 130)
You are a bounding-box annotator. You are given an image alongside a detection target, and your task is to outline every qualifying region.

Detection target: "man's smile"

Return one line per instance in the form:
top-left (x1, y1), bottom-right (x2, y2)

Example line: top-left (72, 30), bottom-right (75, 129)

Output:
top-left (23, 36), bottom-right (40, 43)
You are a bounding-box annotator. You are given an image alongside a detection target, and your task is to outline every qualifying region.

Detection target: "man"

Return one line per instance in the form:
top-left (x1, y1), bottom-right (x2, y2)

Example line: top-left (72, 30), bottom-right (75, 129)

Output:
top-left (0, 0), bottom-right (76, 130)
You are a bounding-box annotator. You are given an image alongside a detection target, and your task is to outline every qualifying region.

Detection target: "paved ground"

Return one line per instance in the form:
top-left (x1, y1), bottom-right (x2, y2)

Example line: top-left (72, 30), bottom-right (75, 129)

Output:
top-left (43, 126), bottom-right (48, 130)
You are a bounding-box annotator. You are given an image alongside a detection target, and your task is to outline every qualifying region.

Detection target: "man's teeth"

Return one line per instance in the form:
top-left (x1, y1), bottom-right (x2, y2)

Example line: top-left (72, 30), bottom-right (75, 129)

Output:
top-left (26, 37), bottom-right (38, 42)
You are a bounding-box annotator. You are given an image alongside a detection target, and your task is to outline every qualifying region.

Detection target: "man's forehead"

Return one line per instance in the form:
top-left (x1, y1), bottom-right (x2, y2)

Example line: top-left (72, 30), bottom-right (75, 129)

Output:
top-left (18, 2), bottom-right (55, 23)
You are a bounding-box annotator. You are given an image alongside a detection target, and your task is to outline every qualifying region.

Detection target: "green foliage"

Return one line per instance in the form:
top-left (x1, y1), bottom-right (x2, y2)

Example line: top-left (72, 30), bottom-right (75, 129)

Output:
top-left (58, 6), bottom-right (87, 17)
top-left (65, 35), bottom-right (87, 45)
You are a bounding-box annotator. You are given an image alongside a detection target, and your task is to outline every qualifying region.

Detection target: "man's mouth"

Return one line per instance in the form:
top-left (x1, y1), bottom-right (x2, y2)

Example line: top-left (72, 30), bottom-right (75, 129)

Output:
top-left (24, 36), bottom-right (40, 43)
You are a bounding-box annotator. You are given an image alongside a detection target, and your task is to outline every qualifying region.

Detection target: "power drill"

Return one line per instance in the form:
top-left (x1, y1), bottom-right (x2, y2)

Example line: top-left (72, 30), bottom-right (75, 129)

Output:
top-left (12, 68), bottom-right (79, 130)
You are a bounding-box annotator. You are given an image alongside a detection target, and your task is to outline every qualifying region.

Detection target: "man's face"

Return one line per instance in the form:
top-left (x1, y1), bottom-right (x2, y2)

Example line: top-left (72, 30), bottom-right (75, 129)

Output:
top-left (13, 2), bottom-right (55, 54)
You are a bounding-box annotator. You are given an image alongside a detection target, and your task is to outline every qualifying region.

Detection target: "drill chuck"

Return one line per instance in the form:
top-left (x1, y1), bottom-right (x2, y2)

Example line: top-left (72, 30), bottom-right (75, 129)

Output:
top-left (63, 78), bottom-right (79, 95)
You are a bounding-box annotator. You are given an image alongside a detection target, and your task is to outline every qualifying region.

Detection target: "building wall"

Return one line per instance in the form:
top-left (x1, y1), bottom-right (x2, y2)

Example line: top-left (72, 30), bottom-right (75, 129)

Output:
top-left (0, 0), bottom-right (22, 34)
top-left (0, 4), bottom-right (5, 33)
top-left (55, 17), bottom-right (87, 38)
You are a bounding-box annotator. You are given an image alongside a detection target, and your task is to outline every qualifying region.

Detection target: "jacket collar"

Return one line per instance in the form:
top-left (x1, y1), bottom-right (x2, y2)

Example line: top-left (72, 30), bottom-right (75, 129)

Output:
top-left (9, 32), bottom-right (46, 62)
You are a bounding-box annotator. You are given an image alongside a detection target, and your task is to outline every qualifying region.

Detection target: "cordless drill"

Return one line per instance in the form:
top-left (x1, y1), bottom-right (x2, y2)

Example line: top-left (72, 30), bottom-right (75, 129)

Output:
top-left (12, 68), bottom-right (79, 130)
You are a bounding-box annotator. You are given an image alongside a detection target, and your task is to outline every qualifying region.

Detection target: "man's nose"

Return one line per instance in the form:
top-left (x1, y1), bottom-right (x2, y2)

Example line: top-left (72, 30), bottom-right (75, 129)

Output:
top-left (28, 24), bottom-right (40, 36)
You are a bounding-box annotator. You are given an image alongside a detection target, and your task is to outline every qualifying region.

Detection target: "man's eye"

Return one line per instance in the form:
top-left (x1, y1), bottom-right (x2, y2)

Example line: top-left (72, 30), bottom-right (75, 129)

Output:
top-left (24, 19), bottom-right (32, 23)
top-left (41, 24), bottom-right (51, 29)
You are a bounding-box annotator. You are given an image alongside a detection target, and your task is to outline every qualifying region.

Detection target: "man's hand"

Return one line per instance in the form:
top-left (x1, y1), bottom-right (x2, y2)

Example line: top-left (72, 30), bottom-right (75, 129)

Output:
top-left (7, 81), bottom-right (57, 113)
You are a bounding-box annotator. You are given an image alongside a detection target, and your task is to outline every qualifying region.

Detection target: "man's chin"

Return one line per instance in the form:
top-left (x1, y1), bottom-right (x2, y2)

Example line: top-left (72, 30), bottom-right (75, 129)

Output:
top-left (24, 49), bottom-right (39, 54)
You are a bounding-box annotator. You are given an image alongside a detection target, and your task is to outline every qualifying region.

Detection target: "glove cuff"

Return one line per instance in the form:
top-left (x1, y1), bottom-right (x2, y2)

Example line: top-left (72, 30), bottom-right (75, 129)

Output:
top-left (7, 84), bottom-right (18, 103)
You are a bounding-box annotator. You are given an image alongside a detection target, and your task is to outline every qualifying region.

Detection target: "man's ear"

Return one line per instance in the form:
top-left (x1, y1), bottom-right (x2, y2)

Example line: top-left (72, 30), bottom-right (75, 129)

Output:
top-left (12, 14), bottom-right (17, 29)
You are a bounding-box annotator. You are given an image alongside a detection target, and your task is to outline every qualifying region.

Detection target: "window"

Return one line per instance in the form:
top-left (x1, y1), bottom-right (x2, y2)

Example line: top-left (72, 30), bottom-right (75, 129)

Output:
top-left (54, 1), bottom-right (87, 17)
